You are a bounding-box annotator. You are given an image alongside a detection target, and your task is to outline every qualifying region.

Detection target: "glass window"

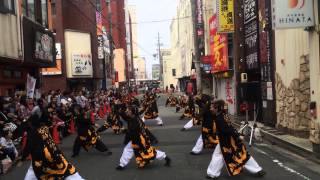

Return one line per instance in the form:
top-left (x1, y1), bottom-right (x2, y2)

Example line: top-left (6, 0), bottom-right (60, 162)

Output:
top-left (27, 0), bottom-right (35, 21)
top-left (3, 70), bottom-right (12, 78)
top-left (51, 1), bottom-right (56, 15)
top-left (0, 0), bottom-right (15, 14)
top-left (172, 69), bottom-right (176, 77)
top-left (41, 0), bottom-right (48, 27)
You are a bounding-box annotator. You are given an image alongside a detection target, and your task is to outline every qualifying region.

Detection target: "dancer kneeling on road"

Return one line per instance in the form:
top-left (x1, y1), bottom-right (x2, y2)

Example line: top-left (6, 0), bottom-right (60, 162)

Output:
top-left (116, 105), bottom-right (171, 170)
top-left (18, 111), bottom-right (84, 180)
top-left (206, 100), bottom-right (265, 179)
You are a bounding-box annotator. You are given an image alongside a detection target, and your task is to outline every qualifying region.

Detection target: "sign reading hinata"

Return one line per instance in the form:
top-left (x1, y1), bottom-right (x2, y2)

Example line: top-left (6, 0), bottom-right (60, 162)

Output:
top-left (71, 53), bottom-right (93, 76)
top-left (272, 0), bottom-right (315, 29)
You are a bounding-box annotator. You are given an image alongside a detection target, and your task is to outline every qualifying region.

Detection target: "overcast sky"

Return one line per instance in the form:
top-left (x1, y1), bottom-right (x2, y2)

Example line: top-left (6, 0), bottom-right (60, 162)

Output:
top-left (128, 0), bottom-right (179, 79)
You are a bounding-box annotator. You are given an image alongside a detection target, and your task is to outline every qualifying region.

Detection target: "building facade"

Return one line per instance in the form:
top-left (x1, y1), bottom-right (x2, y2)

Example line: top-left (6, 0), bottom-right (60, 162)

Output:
top-left (0, 0), bottom-right (55, 96)
top-left (170, 0), bottom-right (194, 92)
top-left (152, 64), bottom-right (161, 80)
top-left (162, 49), bottom-right (178, 89)
top-left (134, 57), bottom-right (147, 80)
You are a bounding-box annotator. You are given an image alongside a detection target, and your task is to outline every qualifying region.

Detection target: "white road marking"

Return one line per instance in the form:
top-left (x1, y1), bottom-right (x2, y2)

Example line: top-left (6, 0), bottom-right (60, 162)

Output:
top-left (255, 147), bottom-right (311, 180)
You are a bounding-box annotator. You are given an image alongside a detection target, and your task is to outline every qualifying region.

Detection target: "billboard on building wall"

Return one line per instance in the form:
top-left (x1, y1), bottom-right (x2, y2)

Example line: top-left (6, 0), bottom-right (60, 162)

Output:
top-left (272, 0), bottom-right (315, 29)
top-left (42, 43), bottom-right (62, 75)
top-left (209, 14), bottom-right (229, 73)
top-left (217, 0), bottom-right (235, 32)
top-left (244, 0), bottom-right (259, 70)
top-left (65, 31), bottom-right (93, 78)
top-left (71, 53), bottom-right (93, 76)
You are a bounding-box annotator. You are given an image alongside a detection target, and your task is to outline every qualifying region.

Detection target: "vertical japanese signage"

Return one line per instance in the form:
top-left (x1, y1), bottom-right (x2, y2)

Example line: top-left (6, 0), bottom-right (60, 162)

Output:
top-left (217, 0), bottom-right (235, 32)
top-left (244, 0), bottom-right (259, 70)
top-left (210, 15), bottom-right (229, 73)
top-left (260, 0), bottom-right (274, 100)
top-left (96, 11), bottom-right (104, 59)
top-left (196, 0), bottom-right (205, 56)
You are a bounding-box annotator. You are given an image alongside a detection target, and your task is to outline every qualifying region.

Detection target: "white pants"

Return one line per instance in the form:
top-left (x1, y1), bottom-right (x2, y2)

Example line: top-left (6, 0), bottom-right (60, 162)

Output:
top-left (24, 165), bottom-right (84, 180)
top-left (191, 135), bottom-right (203, 154)
top-left (207, 144), bottom-right (262, 178)
top-left (142, 116), bottom-right (163, 125)
top-left (119, 141), bottom-right (167, 167)
top-left (183, 119), bottom-right (194, 130)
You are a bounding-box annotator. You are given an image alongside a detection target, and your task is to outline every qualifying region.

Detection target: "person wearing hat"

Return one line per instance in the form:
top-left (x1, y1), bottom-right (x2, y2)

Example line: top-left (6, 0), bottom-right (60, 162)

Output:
top-left (17, 110), bottom-right (84, 180)
top-left (206, 100), bottom-right (265, 179)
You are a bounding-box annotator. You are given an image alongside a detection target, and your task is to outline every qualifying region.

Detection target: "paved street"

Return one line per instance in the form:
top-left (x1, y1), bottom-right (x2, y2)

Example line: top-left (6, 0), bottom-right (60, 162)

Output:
top-left (2, 95), bottom-right (320, 180)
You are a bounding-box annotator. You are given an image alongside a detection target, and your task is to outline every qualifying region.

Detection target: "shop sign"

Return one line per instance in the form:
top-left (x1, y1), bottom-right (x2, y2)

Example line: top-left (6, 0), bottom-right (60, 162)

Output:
top-left (272, 0), bottom-right (315, 29)
top-left (71, 53), bottom-right (93, 76)
top-left (244, 0), bottom-right (259, 69)
top-left (217, 0), bottom-right (235, 32)
top-left (34, 31), bottom-right (54, 62)
top-left (210, 14), bottom-right (229, 73)
top-left (42, 43), bottom-right (62, 75)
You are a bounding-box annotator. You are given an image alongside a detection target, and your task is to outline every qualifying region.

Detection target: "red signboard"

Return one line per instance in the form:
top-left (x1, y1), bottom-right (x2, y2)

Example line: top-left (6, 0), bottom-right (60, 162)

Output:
top-left (209, 14), bottom-right (229, 73)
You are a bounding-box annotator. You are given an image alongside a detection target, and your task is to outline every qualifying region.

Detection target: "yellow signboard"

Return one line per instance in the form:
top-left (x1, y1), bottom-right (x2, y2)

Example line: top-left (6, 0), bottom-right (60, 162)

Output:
top-left (217, 0), bottom-right (234, 33)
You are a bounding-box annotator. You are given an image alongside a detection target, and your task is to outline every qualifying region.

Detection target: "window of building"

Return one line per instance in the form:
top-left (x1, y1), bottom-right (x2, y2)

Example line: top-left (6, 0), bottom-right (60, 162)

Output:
top-left (41, 0), bottom-right (48, 27)
top-left (51, 1), bottom-right (56, 15)
top-left (172, 69), bottom-right (176, 77)
top-left (3, 70), bottom-right (12, 78)
top-left (227, 34), bottom-right (234, 70)
top-left (0, 0), bottom-right (15, 14)
top-left (22, 0), bottom-right (36, 21)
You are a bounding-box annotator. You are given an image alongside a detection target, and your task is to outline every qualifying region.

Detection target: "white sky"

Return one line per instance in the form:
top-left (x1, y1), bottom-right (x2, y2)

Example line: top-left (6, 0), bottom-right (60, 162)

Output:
top-left (128, 0), bottom-right (179, 79)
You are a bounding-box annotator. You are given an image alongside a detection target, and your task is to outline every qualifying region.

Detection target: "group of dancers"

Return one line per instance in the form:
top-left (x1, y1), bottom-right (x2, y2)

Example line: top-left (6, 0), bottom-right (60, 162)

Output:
top-left (166, 93), bottom-right (266, 179)
top-left (15, 88), bottom-right (265, 180)
top-left (17, 90), bottom-right (170, 180)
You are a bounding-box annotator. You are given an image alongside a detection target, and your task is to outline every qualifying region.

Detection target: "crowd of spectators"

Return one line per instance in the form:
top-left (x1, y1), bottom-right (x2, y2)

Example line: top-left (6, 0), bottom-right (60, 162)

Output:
top-left (0, 88), bottom-right (122, 174)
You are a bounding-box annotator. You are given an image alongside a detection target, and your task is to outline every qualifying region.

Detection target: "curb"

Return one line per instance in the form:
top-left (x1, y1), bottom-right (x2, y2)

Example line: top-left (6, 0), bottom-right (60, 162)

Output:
top-left (232, 121), bottom-right (320, 164)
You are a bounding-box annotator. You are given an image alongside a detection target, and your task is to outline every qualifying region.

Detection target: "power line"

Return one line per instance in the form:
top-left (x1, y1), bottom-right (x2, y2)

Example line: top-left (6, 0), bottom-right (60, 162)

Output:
top-left (67, 0), bottom-right (154, 57)
top-left (85, 0), bottom-right (155, 56)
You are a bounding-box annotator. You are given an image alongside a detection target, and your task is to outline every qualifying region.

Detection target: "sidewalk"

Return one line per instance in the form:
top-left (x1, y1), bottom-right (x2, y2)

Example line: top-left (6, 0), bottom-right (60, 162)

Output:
top-left (231, 117), bottom-right (320, 164)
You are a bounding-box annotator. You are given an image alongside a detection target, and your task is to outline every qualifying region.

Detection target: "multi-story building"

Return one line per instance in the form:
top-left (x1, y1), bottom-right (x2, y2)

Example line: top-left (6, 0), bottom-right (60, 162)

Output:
top-left (41, 0), bottom-right (103, 91)
top-left (128, 5), bottom-right (147, 81)
top-left (0, 0), bottom-right (55, 96)
top-left (170, 0), bottom-right (194, 92)
top-left (41, 0), bottom-right (130, 91)
top-left (134, 57), bottom-right (147, 80)
top-left (162, 49), bottom-right (178, 89)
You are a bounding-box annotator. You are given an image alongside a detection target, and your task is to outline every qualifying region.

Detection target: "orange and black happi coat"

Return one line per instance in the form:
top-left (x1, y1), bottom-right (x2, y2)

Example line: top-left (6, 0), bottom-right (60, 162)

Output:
top-left (215, 111), bottom-right (250, 176)
top-left (98, 103), bottom-right (124, 135)
top-left (165, 95), bottom-right (178, 107)
top-left (22, 126), bottom-right (77, 179)
top-left (201, 108), bottom-right (219, 149)
top-left (141, 94), bottom-right (159, 120)
top-left (121, 113), bottom-right (157, 168)
top-left (74, 113), bottom-right (100, 151)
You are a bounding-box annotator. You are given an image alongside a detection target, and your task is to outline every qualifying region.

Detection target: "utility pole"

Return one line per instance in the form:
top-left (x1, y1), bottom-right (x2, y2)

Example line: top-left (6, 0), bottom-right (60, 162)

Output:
top-left (157, 32), bottom-right (163, 82)
top-left (107, 0), bottom-right (114, 88)
top-left (190, 0), bottom-right (202, 94)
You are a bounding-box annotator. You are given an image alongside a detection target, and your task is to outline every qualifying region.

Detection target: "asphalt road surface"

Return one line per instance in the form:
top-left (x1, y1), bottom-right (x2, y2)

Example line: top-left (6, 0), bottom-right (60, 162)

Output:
top-left (2, 95), bottom-right (320, 180)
